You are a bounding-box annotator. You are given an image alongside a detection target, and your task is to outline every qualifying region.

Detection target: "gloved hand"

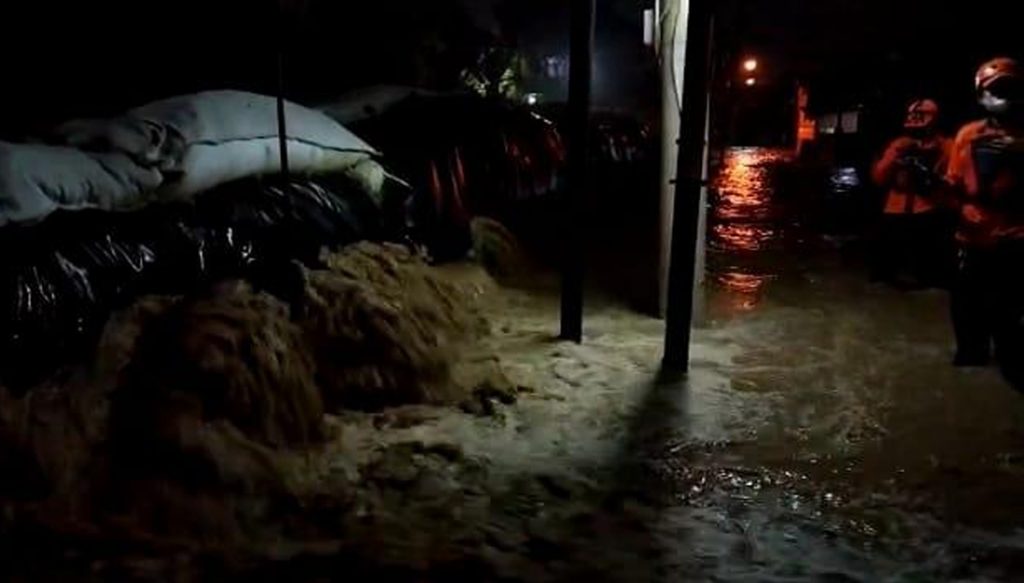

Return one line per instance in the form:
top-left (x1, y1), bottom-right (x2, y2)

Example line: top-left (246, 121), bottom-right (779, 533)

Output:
top-left (891, 137), bottom-right (920, 155)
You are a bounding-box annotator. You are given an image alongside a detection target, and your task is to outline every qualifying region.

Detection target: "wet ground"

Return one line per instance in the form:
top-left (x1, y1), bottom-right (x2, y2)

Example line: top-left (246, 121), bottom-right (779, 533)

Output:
top-left (304, 146), bottom-right (1024, 581)
top-left (683, 147), bottom-right (1024, 580)
top-left (8, 148), bottom-right (1024, 582)
top-left (243, 148), bottom-right (1024, 581)
top-left (401, 147), bottom-right (1024, 581)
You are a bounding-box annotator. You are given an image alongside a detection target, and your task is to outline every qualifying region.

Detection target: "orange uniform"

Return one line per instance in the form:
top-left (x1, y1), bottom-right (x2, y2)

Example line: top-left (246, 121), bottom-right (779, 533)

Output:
top-left (946, 58), bottom-right (1024, 384)
top-left (872, 135), bottom-right (952, 215)
top-left (946, 119), bottom-right (1024, 246)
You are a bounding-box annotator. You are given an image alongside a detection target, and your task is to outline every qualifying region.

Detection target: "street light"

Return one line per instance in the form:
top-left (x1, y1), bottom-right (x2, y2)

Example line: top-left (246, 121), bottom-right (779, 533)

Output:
top-left (744, 77), bottom-right (757, 87)
top-left (743, 58), bottom-right (758, 73)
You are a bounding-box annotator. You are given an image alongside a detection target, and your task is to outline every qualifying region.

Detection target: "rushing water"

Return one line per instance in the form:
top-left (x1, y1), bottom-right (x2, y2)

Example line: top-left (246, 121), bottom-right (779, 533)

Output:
top-left (678, 147), bottom-right (1024, 580)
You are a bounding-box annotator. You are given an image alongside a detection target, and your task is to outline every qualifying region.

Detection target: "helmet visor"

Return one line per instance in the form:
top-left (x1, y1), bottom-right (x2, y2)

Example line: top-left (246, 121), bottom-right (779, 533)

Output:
top-left (984, 76), bottom-right (1024, 101)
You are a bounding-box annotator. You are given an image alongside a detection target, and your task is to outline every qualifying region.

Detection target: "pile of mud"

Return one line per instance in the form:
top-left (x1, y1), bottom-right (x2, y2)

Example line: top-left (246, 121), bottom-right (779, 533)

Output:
top-left (469, 217), bottom-right (530, 280)
top-left (302, 243), bottom-right (497, 411)
top-left (114, 283), bottom-right (325, 450)
top-left (0, 243), bottom-right (516, 566)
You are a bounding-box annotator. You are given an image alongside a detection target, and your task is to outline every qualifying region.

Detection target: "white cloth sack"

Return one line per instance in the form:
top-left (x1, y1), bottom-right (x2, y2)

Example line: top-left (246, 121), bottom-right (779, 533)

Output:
top-left (56, 90), bottom-right (381, 199)
top-left (0, 142), bottom-right (162, 226)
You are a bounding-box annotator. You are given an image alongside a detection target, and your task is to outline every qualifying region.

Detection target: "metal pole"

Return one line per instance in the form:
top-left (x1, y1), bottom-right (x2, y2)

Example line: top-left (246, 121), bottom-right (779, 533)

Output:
top-left (561, 0), bottom-right (595, 343)
top-left (276, 1), bottom-right (291, 179)
top-left (663, 0), bottom-right (712, 370)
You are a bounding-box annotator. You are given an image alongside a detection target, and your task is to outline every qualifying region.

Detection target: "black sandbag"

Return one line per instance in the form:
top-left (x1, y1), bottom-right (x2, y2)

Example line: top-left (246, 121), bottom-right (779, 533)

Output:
top-left (0, 174), bottom-right (408, 390)
top-left (0, 211), bottom-right (158, 387)
top-left (351, 95), bottom-right (565, 261)
top-left (135, 176), bottom-right (398, 298)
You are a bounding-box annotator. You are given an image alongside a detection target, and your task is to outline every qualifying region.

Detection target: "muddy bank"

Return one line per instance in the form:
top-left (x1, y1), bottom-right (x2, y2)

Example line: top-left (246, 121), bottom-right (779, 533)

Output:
top-left (5, 268), bottom-right (1024, 581)
top-left (0, 244), bottom-right (518, 580)
top-left (5, 181), bottom-right (1024, 581)
top-left (0, 253), bottom-right (800, 581)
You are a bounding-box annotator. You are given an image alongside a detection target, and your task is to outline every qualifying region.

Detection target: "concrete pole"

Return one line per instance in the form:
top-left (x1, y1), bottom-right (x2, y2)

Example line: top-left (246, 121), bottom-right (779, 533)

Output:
top-left (657, 0), bottom-right (686, 319)
top-left (657, 0), bottom-right (709, 320)
top-left (662, 0), bottom-right (712, 370)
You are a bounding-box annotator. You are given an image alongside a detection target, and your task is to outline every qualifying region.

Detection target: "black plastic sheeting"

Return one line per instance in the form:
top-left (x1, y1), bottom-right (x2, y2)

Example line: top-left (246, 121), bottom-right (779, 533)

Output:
top-left (0, 175), bottom-right (408, 390)
top-left (0, 97), bottom-right (657, 387)
top-left (352, 95), bottom-right (566, 261)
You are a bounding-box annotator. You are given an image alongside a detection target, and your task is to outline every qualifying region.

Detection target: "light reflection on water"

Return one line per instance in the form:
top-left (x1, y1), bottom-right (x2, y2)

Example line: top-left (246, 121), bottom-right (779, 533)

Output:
top-left (711, 224), bottom-right (777, 252)
top-left (712, 147), bottom-right (791, 223)
top-left (709, 147), bottom-right (792, 312)
top-left (713, 272), bottom-right (775, 312)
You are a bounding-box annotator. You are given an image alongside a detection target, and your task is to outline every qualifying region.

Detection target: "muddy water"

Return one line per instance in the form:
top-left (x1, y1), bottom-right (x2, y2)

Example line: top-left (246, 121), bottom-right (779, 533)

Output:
top-left (684, 147), bottom-right (1024, 580)
top-left (11, 147), bottom-right (1022, 582)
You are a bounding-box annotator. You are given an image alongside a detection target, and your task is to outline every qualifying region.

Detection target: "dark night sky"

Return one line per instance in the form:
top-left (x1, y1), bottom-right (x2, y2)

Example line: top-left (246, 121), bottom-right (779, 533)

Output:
top-left (0, 0), bottom-right (1020, 136)
top-left (727, 0), bottom-right (1022, 123)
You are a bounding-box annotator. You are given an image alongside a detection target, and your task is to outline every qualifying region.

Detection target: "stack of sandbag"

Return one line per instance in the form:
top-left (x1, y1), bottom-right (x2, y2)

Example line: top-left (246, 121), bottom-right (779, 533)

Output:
top-left (54, 90), bottom-right (386, 201)
top-left (0, 91), bottom-right (410, 388)
top-left (0, 143), bottom-right (163, 225)
top-left (0, 176), bottom-right (400, 389)
top-left (2, 91), bottom-right (385, 227)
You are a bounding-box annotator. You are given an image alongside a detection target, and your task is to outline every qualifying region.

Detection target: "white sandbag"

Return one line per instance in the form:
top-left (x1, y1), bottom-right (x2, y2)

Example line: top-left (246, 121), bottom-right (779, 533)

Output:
top-left (53, 117), bottom-right (172, 168)
top-left (344, 158), bottom-right (387, 203)
top-left (55, 90), bottom-right (380, 199)
top-left (0, 142), bottom-right (163, 225)
top-left (162, 132), bottom-right (377, 199)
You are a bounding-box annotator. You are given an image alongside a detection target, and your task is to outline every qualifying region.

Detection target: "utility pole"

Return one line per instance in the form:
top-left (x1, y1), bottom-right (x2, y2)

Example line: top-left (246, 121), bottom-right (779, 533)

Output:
top-left (662, 0), bottom-right (713, 371)
top-left (657, 0), bottom-right (683, 320)
top-left (561, 0), bottom-right (595, 343)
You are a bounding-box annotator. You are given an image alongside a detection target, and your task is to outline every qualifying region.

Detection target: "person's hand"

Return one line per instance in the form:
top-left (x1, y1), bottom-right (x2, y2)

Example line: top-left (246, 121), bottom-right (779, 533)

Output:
top-left (891, 137), bottom-right (918, 154)
top-left (962, 203), bottom-right (985, 224)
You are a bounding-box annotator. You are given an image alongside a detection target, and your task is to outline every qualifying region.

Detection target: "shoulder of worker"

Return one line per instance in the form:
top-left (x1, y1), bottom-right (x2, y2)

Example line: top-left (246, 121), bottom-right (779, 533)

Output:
top-left (932, 134), bottom-right (954, 155)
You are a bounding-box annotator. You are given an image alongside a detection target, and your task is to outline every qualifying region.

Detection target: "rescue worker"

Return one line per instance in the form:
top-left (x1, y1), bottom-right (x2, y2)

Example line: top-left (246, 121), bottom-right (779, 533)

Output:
top-left (871, 99), bottom-right (954, 288)
top-left (946, 57), bottom-right (1024, 386)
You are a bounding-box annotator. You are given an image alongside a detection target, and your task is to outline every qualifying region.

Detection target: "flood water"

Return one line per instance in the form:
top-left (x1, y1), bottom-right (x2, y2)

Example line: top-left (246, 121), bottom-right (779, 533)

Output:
top-left (9, 147), bottom-right (1024, 583)
top-left (683, 147), bottom-right (1024, 580)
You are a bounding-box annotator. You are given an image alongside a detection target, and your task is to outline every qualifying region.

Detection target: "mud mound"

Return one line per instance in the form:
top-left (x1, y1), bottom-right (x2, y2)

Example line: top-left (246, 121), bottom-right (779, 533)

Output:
top-left (0, 380), bottom-right (106, 504)
top-left (302, 243), bottom-right (494, 411)
top-left (95, 295), bottom-right (179, 380)
top-left (470, 216), bottom-right (529, 279)
top-left (91, 285), bottom-right (326, 544)
top-left (0, 287), bottom-right (331, 555)
top-left (113, 283), bottom-right (325, 452)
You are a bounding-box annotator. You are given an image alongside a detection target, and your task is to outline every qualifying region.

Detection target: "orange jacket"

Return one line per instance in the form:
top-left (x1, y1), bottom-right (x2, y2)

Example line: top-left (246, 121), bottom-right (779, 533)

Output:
top-left (946, 119), bottom-right (1024, 246)
top-left (872, 135), bottom-right (951, 215)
